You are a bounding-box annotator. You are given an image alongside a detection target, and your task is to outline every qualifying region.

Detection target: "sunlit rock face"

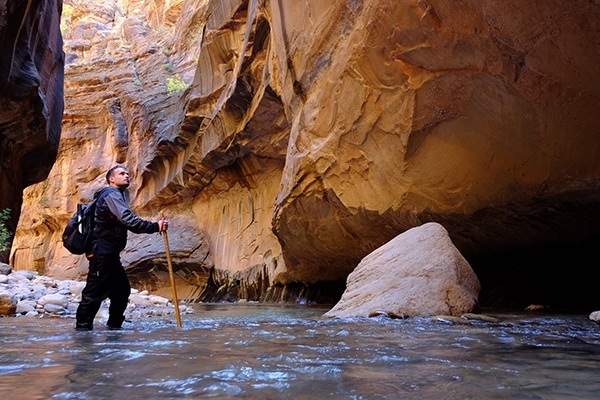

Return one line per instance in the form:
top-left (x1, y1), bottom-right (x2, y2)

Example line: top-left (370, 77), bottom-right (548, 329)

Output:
top-left (0, 0), bottom-right (64, 261)
top-left (270, 0), bottom-right (600, 281)
top-left (11, 0), bottom-right (600, 306)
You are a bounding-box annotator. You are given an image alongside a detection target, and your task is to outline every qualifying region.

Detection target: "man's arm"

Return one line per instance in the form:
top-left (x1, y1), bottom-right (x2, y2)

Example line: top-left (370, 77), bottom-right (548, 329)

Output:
top-left (104, 191), bottom-right (160, 234)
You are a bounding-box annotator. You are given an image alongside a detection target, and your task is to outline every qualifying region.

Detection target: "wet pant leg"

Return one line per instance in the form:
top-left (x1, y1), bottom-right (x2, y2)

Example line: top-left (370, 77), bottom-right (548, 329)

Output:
top-left (75, 253), bottom-right (129, 329)
top-left (107, 266), bottom-right (131, 328)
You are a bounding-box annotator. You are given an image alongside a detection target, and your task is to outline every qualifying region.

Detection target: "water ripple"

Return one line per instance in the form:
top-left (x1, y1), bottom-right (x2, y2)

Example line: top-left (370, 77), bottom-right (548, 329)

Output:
top-left (0, 306), bottom-right (598, 399)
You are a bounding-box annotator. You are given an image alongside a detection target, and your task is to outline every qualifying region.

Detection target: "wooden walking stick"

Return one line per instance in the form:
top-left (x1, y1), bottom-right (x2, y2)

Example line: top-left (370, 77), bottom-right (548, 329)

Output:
top-left (161, 215), bottom-right (182, 328)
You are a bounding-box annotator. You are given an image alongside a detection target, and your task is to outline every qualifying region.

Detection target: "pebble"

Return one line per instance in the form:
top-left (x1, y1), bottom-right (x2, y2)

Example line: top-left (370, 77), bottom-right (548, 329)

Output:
top-left (0, 265), bottom-right (194, 319)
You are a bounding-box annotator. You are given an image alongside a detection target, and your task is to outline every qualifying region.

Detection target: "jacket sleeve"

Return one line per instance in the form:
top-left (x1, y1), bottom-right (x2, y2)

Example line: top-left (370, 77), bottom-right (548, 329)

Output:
top-left (104, 191), bottom-right (160, 234)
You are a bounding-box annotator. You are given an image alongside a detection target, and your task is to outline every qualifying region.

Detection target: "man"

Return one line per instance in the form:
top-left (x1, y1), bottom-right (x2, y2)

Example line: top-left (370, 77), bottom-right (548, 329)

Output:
top-left (75, 165), bottom-right (168, 331)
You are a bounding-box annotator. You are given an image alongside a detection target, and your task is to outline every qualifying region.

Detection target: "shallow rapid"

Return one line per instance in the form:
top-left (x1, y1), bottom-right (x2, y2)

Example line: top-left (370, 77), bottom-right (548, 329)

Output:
top-left (1, 304), bottom-right (599, 399)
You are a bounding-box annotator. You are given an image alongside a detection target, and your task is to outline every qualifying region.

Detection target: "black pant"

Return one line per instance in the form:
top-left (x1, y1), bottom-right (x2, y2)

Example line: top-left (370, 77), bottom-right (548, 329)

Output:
top-left (75, 253), bottom-right (130, 329)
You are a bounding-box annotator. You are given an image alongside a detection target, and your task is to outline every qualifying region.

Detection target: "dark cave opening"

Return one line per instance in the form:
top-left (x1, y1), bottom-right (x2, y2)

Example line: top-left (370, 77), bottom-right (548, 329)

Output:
top-left (124, 238), bottom-right (598, 314)
top-left (471, 235), bottom-right (599, 314)
top-left (304, 236), bottom-right (599, 314)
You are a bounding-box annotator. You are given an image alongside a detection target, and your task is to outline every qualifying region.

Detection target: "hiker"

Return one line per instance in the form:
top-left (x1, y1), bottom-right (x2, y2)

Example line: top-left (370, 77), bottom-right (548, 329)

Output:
top-left (75, 164), bottom-right (168, 331)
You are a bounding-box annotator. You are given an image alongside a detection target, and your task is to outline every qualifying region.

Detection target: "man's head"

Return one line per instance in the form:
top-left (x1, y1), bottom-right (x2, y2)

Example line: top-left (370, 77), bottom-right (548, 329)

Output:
top-left (106, 165), bottom-right (130, 188)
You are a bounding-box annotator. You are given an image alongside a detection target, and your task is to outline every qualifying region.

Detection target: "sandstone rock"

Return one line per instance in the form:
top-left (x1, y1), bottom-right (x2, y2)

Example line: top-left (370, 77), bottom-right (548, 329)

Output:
top-left (70, 281), bottom-right (86, 297)
top-left (10, 270), bottom-right (35, 281)
top-left (8, 0), bottom-right (600, 308)
top-left (325, 223), bottom-right (480, 318)
top-left (123, 215), bottom-right (213, 300)
top-left (0, 263), bottom-right (11, 275)
top-left (0, 0), bottom-right (64, 254)
top-left (44, 304), bottom-right (66, 314)
top-left (149, 295), bottom-right (169, 306)
top-left (368, 311), bottom-right (406, 319)
top-left (589, 311), bottom-right (600, 324)
top-left (461, 313), bottom-right (500, 323)
top-left (30, 284), bottom-right (48, 299)
top-left (0, 294), bottom-right (17, 316)
top-left (37, 278), bottom-right (58, 289)
top-left (15, 301), bottom-right (36, 314)
top-left (129, 294), bottom-right (154, 308)
top-left (37, 293), bottom-right (68, 308)
top-left (432, 315), bottom-right (471, 325)
top-left (24, 310), bottom-right (39, 317)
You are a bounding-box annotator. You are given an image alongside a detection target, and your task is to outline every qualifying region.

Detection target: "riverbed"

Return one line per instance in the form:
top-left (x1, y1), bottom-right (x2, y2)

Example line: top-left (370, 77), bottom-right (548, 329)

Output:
top-left (1, 304), bottom-right (598, 399)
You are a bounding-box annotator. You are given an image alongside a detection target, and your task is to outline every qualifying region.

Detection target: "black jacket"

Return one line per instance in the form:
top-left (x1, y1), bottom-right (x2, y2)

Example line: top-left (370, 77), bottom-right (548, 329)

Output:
top-left (89, 187), bottom-right (159, 255)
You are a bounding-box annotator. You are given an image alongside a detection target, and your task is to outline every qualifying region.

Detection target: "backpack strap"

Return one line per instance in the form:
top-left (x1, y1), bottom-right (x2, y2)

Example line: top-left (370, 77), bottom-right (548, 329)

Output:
top-left (93, 186), bottom-right (116, 202)
top-left (89, 187), bottom-right (123, 244)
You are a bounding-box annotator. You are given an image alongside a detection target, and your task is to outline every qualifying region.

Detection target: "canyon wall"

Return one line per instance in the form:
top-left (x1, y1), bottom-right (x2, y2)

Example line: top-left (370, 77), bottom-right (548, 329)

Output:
top-left (10, 0), bottom-right (600, 307)
top-left (0, 0), bottom-right (64, 261)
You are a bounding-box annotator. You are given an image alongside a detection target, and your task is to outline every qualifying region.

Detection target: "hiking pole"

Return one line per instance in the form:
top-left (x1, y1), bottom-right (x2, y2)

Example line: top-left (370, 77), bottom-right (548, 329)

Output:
top-left (161, 215), bottom-right (182, 328)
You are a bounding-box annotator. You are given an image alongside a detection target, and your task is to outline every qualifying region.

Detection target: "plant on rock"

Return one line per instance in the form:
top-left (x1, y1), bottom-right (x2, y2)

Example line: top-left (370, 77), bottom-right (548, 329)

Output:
top-left (166, 74), bottom-right (189, 94)
top-left (0, 209), bottom-right (12, 252)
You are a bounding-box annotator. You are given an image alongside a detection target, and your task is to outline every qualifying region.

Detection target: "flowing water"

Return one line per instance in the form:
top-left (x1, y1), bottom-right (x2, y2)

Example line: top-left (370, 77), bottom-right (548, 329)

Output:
top-left (0, 304), bottom-right (599, 399)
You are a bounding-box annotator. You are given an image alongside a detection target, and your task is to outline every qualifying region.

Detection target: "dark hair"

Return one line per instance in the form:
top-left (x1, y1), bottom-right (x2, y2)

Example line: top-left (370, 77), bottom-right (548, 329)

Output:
top-left (106, 164), bottom-right (128, 184)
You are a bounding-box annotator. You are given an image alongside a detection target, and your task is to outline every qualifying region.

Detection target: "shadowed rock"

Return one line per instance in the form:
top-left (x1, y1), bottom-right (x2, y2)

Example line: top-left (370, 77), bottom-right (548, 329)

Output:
top-left (0, 0), bottom-right (64, 261)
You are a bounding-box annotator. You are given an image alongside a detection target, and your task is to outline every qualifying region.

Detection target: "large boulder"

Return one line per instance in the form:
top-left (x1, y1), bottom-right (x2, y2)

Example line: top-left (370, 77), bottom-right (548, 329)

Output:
top-left (325, 223), bottom-right (480, 318)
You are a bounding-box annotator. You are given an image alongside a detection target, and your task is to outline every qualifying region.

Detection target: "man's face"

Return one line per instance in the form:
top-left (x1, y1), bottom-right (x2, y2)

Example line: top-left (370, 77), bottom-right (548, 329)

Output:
top-left (109, 167), bottom-right (130, 188)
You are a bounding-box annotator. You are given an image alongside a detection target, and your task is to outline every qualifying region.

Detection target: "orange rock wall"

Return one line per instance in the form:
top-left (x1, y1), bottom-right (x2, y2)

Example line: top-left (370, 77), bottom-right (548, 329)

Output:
top-left (10, 0), bottom-right (600, 302)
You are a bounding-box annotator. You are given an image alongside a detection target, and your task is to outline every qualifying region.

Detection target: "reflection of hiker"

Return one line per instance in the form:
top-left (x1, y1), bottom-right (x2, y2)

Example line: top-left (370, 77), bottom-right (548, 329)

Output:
top-left (75, 165), bottom-right (168, 331)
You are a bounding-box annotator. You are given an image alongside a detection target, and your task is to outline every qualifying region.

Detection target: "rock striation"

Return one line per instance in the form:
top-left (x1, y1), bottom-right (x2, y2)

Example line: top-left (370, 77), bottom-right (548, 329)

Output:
top-left (325, 223), bottom-right (480, 318)
top-left (0, 0), bottom-right (65, 261)
top-left (9, 0), bottom-right (600, 307)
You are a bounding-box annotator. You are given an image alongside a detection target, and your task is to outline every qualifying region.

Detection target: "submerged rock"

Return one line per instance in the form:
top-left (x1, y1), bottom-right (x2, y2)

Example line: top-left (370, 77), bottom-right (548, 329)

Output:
top-left (461, 313), bottom-right (500, 323)
top-left (325, 223), bottom-right (480, 319)
top-left (432, 315), bottom-right (471, 325)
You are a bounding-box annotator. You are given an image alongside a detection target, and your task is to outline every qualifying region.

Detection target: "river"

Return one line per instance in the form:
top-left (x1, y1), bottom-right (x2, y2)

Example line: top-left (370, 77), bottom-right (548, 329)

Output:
top-left (1, 304), bottom-right (598, 399)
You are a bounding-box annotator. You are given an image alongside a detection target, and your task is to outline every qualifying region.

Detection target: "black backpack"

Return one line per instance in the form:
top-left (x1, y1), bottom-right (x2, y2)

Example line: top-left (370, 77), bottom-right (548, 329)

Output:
top-left (62, 188), bottom-right (111, 255)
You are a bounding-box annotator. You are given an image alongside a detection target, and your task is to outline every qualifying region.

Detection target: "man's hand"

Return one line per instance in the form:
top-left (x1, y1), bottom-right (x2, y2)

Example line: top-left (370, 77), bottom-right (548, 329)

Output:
top-left (159, 218), bottom-right (169, 232)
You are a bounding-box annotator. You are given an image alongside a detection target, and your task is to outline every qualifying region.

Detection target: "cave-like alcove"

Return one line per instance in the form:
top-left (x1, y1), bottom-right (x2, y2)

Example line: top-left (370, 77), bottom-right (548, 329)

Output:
top-left (471, 235), bottom-right (599, 314)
